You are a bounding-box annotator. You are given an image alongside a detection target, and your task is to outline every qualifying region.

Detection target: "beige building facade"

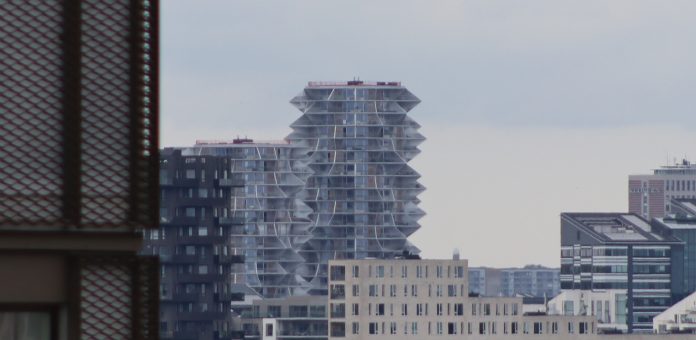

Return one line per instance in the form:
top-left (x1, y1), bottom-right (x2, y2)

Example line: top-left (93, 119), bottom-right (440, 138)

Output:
top-left (327, 259), bottom-right (597, 339)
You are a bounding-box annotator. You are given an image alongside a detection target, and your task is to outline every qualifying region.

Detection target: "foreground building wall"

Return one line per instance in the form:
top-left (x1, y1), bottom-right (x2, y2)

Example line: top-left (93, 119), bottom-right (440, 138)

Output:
top-left (287, 81), bottom-right (426, 295)
top-left (0, 1), bottom-right (159, 338)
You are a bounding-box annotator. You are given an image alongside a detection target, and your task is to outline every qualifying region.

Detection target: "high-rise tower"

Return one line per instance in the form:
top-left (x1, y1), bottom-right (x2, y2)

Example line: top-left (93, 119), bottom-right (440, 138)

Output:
top-left (287, 80), bottom-right (425, 294)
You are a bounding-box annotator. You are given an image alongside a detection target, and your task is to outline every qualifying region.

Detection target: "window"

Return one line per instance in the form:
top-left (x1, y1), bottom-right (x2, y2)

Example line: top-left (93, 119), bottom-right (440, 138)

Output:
top-left (390, 322), bottom-right (397, 334)
top-left (448, 322), bottom-right (456, 335)
top-left (368, 284), bottom-right (377, 297)
top-left (198, 227), bottom-right (207, 236)
top-left (369, 322), bottom-right (378, 335)
top-left (265, 324), bottom-right (273, 336)
top-left (454, 265), bottom-right (464, 278)
top-left (401, 304), bottom-right (408, 316)
top-left (454, 303), bottom-right (464, 316)
top-left (185, 169), bottom-right (196, 179)
top-left (534, 322), bottom-right (543, 334)
top-left (568, 322), bottom-right (575, 334)
top-left (352, 303), bottom-right (359, 316)
top-left (511, 322), bottom-right (518, 334)
top-left (330, 265), bottom-right (346, 281)
top-left (310, 305), bottom-right (325, 318)
top-left (401, 265), bottom-right (408, 278)
top-left (330, 303), bottom-right (345, 318)
top-left (436, 303), bottom-right (443, 316)
top-left (376, 265), bottom-right (384, 278)
top-left (185, 207), bottom-right (196, 217)
top-left (352, 284), bottom-right (359, 297)
top-left (484, 303), bottom-right (490, 316)
top-left (376, 303), bottom-right (385, 316)
top-left (447, 284), bottom-right (456, 297)
top-left (352, 322), bottom-right (359, 335)
top-left (198, 188), bottom-right (208, 198)
top-left (198, 265), bottom-right (207, 274)
top-left (579, 322), bottom-right (588, 334)
top-left (352, 265), bottom-right (359, 278)
top-left (416, 303), bottom-right (424, 316)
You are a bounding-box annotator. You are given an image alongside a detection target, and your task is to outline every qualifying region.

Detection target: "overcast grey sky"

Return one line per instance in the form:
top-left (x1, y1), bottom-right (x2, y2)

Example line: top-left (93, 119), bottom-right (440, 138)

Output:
top-left (162, 0), bottom-right (696, 267)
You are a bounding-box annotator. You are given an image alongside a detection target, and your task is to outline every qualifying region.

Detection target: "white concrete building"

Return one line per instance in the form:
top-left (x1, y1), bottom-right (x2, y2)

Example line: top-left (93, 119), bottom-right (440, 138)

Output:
top-left (548, 290), bottom-right (628, 333)
top-left (653, 290), bottom-right (696, 334)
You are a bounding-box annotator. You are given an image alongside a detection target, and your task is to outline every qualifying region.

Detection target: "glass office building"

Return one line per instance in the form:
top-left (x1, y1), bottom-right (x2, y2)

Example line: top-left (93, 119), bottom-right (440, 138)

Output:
top-left (287, 81), bottom-right (425, 294)
top-left (652, 199), bottom-right (696, 302)
top-left (560, 213), bottom-right (683, 333)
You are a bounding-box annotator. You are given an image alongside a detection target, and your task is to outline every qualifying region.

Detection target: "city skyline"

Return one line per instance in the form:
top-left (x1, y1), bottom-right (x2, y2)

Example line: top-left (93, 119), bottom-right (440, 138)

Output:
top-left (161, 0), bottom-right (696, 267)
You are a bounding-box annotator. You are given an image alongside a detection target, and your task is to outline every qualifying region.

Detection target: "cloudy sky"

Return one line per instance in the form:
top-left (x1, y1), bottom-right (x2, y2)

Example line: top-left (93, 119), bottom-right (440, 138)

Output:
top-left (161, 0), bottom-right (696, 267)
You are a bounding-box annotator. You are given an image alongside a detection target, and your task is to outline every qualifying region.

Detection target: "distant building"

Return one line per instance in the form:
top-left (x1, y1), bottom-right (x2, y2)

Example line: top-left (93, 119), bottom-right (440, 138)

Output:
top-left (468, 266), bottom-right (559, 298)
top-left (560, 212), bottom-right (683, 333)
top-left (652, 198), bottom-right (696, 301)
top-left (145, 139), bottom-right (310, 339)
top-left (238, 295), bottom-right (328, 340)
top-left (653, 290), bottom-right (696, 334)
top-left (628, 160), bottom-right (696, 220)
top-left (326, 258), bottom-right (597, 339)
top-left (287, 81), bottom-right (425, 295)
top-left (548, 290), bottom-right (629, 333)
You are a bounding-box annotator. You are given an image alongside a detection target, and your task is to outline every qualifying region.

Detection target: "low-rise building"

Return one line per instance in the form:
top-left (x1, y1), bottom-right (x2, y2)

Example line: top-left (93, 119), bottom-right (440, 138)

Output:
top-left (548, 290), bottom-right (628, 333)
top-left (238, 295), bottom-right (328, 340)
top-left (653, 290), bottom-right (696, 334)
top-left (327, 258), bottom-right (596, 339)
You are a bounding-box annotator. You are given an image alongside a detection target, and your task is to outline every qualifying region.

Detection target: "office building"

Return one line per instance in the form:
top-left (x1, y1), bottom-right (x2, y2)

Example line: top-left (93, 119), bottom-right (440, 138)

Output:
top-left (469, 266), bottom-right (560, 298)
top-left (628, 160), bottom-right (696, 220)
top-left (560, 213), bottom-right (683, 332)
top-left (287, 80), bottom-right (425, 294)
top-left (652, 198), bottom-right (696, 301)
top-left (0, 1), bottom-right (159, 338)
top-left (145, 139), bottom-right (311, 339)
top-left (326, 258), bottom-right (597, 339)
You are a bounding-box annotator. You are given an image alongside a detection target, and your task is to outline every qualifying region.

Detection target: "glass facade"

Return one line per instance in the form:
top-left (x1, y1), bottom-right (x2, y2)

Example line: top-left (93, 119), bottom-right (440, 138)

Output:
top-left (287, 82), bottom-right (425, 294)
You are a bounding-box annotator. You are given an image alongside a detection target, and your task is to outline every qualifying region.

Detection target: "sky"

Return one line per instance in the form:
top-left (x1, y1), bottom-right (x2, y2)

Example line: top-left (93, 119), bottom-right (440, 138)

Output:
top-left (161, 0), bottom-right (696, 267)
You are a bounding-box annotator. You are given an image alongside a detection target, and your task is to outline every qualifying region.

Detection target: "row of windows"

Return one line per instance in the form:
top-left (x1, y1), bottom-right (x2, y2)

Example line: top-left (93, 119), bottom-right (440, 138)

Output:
top-left (330, 264), bottom-right (465, 281)
top-left (664, 180), bottom-right (696, 192)
top-left (343, 283), bottom-right (466, 299)
top-left (338, 302), bottom-right (521, 318)
top-left (344, 320), bottom-right (595, 336)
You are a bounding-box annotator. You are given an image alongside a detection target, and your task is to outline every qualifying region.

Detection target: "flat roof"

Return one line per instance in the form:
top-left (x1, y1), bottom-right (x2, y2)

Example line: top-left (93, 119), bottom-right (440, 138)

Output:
top-left (673, 198), bottom-right (696, 215)
top-left (307, 80), bottom-right (401, 87)
top-left (562, 212), bottom-right (681, 244)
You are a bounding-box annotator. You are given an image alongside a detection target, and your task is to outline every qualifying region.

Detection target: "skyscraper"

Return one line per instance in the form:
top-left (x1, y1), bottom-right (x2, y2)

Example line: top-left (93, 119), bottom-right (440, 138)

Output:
top-left (628, 160), bottom-right (696, 220)
top-left (287, 81), bottom-right (425, 294)
top-left (148, 139), bottom-right (310, 339)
